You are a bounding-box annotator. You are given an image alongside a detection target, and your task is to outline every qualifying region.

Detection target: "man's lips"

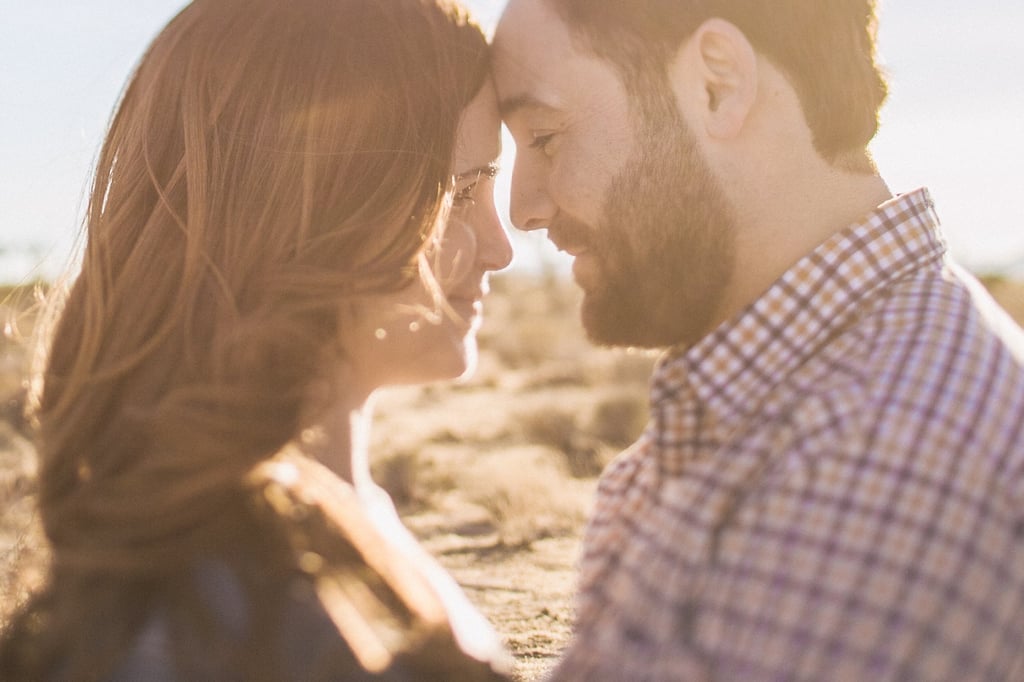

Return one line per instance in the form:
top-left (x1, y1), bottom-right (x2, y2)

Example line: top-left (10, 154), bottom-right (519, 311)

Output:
top-left (549, 228), bottom-right (598, 285)
top-left (548, 231), bottom-right (589, 257)
top-left (546, 218), bottom-right (594, 257)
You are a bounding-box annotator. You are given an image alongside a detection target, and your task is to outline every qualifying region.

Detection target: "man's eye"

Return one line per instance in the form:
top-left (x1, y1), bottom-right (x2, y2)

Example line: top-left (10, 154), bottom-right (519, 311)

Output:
top-left (529, 132), bottom-right (556, 153)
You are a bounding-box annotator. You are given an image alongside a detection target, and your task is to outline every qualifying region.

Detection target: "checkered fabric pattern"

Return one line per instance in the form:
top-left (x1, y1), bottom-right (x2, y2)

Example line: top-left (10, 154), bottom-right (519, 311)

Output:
top-left (550, 189), bottom-right (1024, 681)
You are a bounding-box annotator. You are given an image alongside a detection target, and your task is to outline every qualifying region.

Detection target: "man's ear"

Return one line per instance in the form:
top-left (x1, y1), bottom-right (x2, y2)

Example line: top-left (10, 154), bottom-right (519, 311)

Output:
top-left (669, 18), bottom-right (758, 140)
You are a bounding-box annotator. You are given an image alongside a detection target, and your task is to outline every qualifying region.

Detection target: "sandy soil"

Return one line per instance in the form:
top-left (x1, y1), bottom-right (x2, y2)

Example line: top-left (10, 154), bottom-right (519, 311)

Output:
top-left (369, 379), bottom-right (609, 681)
top-left (414, 516), bottom-right (585, 680)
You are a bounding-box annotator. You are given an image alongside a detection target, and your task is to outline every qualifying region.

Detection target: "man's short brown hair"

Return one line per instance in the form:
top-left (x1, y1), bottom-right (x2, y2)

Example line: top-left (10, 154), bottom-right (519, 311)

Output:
top-left (544, 0), bottom-right (888, 163)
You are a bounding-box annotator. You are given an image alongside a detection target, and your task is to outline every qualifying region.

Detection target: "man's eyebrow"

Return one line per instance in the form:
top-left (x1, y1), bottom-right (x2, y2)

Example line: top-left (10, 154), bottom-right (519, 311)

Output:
top-left (498, 92), bottom-right (557, 119)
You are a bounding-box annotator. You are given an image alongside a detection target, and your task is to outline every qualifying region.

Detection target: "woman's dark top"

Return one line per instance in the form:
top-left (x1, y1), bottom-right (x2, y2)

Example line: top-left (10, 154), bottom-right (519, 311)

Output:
top-left (20, 454), bottom-right (512, 681)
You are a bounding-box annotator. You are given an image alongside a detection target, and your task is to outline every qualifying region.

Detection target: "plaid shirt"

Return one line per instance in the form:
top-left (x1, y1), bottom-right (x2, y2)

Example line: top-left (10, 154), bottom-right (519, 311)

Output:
top-left (552, 189), bottom-right (1024, 681)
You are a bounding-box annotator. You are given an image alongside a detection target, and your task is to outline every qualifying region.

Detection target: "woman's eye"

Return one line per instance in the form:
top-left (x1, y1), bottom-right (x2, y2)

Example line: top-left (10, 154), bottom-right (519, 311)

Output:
top-left (453, 182), bottom-right (478, 207)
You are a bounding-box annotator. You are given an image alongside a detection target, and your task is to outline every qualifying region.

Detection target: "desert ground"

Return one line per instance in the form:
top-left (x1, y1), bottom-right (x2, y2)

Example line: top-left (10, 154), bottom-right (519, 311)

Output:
top-left (2, 272), bottom-right (1023, 680)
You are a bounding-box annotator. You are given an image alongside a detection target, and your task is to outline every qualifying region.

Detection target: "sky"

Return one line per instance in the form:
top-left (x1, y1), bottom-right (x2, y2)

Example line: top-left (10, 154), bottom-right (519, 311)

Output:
top-left (1, 1), bottom-right (1022, 283)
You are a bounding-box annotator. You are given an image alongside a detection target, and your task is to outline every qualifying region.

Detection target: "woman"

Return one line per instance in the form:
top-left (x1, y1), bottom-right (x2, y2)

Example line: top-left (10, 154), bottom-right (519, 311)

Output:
top-left (0, 0), bottom-right (513, 679)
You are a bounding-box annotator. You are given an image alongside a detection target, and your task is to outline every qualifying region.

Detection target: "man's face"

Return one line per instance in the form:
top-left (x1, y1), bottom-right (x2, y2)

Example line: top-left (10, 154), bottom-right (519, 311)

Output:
top-left (493, 0), bottom-right (738, 348)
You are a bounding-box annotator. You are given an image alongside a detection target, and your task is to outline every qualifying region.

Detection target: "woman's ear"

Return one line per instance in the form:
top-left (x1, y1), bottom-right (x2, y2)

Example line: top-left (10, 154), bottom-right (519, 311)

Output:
top-left (669, 18), bottom-right (758, 140)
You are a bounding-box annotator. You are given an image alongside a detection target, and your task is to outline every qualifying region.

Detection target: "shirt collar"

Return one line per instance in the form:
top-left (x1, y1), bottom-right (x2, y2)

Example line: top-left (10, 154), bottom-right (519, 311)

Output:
top-left (652, 187), bottom-right (947, 434)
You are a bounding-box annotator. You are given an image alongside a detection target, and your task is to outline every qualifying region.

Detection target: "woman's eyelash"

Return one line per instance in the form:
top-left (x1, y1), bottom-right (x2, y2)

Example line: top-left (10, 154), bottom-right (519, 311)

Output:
top-left (453, 183), bottom-right (478, 205)
top-left (452, 163), bottom-right (497, 205)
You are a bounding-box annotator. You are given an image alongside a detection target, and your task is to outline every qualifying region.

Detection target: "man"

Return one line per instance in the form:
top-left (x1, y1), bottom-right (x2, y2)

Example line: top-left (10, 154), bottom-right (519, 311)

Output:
top-left (493, 1), bottom-right (1024, 680)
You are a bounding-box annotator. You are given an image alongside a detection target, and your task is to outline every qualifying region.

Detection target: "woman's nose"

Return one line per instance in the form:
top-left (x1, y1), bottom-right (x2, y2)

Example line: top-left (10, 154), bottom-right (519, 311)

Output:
top-left (478, 208), bottom-right (513, 272)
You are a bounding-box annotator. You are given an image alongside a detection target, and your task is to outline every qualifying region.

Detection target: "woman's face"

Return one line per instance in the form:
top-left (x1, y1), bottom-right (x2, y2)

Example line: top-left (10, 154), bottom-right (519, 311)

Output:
top-left (341, 81), bottom-right (513, 390)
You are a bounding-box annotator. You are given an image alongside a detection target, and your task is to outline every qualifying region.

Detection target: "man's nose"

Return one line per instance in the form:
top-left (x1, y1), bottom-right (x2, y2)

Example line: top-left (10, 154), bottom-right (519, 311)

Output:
top-left (509, 155), bottom-right (556, 232)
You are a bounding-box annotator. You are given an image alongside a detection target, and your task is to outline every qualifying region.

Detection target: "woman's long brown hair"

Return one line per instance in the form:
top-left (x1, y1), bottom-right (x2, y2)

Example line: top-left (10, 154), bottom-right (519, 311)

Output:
top-left (2, 0), bottom-right (489, 677)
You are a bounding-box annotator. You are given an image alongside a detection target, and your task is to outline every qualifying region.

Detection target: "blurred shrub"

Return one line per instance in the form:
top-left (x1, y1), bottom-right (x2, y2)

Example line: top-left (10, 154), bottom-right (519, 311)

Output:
top-left (1, 284), bottom-right (46, 433)
top-left (587, 393), bottom-right (649, 448)
top-left (458, 447), bottom-right (588, 547)
top-left (478, 273), bottom-right (588, 370)
top-left (980, 273), bottom-right (1024, 325)
top-left (518, 405), bottom-right (614, 478)
top-left (371, 450), bottom-right (422, 509)
top-left (0, 421), bottom-right (45, 627)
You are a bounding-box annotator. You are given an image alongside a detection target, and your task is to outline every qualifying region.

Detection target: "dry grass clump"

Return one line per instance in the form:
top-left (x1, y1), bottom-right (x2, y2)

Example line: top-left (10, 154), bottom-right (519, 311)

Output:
top-left (455, 447), bottom-right (591, 547)
top-left (380, 440), bottom-right (594, 552)
top-left (979, 273), bottom-right (1024, 323)
top-left (513, 389), bottom-right (648, 478)
top-left (371, 449), bottom-right (425, 509)
top-left (517, 406), bottom-right (607, 478)
top-left (477, 273), bottom-right (585, 371)
top-left (1, 283), bottom-right (46, 435)
top-left (587, 393), bottom-right (650, 448)
top-left (0, 422), bottom-right (45, 626)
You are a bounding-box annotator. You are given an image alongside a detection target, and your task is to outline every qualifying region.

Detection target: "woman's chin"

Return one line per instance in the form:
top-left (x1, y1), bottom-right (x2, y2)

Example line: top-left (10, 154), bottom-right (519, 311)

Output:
top-left (387, 339), bottom-right (476, 388)
top-left (436, 341), bottom-right (477, 384)
top-left (434, 336), bottom-right (480, 385)
top-left (452, 346), bottom-right (479, 384)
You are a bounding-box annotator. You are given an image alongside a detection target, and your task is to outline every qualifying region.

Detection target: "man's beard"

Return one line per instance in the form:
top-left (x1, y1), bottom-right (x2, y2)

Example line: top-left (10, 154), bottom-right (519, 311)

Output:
top-left (566, 93), bottom-right (738, 349)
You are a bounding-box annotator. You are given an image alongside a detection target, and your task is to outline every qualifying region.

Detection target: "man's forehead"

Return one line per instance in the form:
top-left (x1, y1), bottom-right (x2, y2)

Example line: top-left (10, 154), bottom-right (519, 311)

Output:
top-left (492, 0), bottom-right (581, 115)
top-left (494, 0), bottom-right (556, 41)
top-left (493, 0), bottom-right (575, 75)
